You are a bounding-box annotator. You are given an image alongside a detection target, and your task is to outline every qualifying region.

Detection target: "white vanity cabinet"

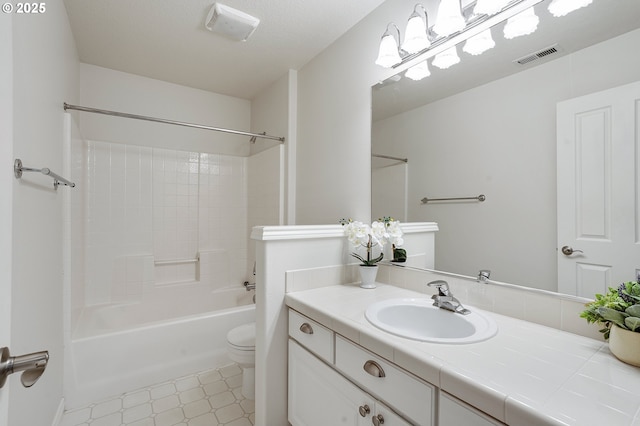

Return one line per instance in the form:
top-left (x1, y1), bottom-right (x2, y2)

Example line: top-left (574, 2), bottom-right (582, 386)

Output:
top-left (439, 392), bottom-right (505, 426)
top-left (289, 340), bottom-right (410, 426)
top-left (288, 309), bottom-right (433, 426)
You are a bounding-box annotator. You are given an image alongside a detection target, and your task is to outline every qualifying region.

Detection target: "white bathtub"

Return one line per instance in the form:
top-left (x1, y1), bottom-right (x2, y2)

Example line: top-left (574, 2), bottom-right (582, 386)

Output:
top-left (64, 286), bottom-right (256, 409)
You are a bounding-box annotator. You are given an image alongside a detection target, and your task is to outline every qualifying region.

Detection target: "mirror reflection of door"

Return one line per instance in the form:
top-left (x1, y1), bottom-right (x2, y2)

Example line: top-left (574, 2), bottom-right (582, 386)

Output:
top-left (557, 80), bottom-right (640, 297)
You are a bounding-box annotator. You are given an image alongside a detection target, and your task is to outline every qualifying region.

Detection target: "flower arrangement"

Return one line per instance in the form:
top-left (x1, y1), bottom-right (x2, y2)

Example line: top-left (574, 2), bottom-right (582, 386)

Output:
top-left (340, 217), bottom-right (404, 266)
top-left (580, 282), bottom-right (640, 339)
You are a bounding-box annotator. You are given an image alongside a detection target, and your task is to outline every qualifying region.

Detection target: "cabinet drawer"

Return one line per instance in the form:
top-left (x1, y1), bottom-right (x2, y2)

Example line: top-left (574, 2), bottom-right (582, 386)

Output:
top-left (335, 335), bottom-right (435, 426)
top-left (288, 309), bottom-right (334, 363)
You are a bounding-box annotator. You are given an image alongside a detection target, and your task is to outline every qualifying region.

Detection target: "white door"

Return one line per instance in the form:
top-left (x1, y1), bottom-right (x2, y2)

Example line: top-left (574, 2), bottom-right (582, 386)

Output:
top-left (557, 81), bottom-right (640, 297)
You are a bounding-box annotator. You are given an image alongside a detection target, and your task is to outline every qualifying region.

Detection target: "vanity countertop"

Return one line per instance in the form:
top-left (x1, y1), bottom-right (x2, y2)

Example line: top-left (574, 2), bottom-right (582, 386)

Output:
top-left (285, 283), bottom-right (640, 426)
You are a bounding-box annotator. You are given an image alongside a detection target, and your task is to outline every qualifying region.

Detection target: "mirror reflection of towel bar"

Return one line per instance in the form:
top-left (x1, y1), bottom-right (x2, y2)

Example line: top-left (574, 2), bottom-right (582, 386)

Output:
top-left (154, 257), bottom-right (199, 265)
top-left (421, 194), bottom-right (486, 204)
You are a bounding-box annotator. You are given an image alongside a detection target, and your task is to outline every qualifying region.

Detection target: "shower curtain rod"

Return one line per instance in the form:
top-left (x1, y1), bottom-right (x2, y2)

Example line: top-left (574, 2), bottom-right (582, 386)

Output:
top-left (63, 103), bottom-right (285, 143)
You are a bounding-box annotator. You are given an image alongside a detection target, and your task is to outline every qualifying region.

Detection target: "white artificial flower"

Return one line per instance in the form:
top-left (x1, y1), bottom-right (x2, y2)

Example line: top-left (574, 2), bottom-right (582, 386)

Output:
top-left (370, 221), bottom-right (386, 247)
top-left (344, 221), bottom-right (371, 247)
top-left (385, 220), bottom-right (404, 246)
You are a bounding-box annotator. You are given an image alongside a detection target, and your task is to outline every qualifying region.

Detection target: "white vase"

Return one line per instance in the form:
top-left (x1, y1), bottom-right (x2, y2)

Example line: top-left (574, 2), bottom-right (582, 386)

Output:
top-left (609, 325), bottom-right (640, 367)
top-left (359, 265), bottom-right (378, 289)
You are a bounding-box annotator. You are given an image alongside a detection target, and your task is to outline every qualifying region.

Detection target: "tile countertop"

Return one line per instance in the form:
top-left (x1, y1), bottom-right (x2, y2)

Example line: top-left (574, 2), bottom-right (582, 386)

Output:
top-left (285, 283), bottom-right (640, 426)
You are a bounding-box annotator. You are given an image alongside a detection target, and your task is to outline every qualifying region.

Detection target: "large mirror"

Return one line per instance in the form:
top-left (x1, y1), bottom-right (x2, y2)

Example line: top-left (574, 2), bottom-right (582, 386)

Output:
top-left (372, 0), bottom-right (640, 295)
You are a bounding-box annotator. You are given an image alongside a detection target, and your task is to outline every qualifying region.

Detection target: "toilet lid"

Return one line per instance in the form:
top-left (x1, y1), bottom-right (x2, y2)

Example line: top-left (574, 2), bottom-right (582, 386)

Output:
top-left (227, 322), bottom-right (256, 348)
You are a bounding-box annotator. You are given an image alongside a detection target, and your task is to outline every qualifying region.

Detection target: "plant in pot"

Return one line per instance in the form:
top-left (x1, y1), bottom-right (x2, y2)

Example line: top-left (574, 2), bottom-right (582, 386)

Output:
top-left (340, 218), bottom-right (404, 289)
top-left (581, 281), bottom-right (640, 366)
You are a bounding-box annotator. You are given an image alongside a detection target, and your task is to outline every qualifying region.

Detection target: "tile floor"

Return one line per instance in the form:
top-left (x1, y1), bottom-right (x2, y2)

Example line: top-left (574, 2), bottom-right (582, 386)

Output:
top-left (60, 364), bottom-right (255, 426)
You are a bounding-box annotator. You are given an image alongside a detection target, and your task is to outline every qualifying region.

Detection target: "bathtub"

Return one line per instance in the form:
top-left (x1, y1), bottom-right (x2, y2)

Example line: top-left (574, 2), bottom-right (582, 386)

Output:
top-left (64, 286), bottom-right (256, 409)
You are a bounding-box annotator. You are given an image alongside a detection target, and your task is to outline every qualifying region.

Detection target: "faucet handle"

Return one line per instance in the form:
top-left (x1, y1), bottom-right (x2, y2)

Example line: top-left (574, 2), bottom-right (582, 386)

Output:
top-left (427, 280), bottom-right (450, 296)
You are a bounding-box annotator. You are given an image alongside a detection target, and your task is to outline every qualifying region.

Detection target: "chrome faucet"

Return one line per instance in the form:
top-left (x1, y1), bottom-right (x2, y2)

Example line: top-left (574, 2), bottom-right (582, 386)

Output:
top-left (477, 269), bottom-right (491, 283)
top-left (427, 280), bottom-right (471, 315)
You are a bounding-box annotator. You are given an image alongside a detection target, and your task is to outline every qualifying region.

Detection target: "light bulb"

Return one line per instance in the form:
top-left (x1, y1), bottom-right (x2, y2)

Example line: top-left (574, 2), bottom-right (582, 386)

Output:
top-left (548, 0), bottom-right (593, 17)
top-left (375, 33), bottom-right (402, 68)
top-left (405, 60), bottom-right (431, 81)
top-left (433, 0), bottom-right (465, 37)
top-left (402, 14), bottom-right (430, 54)
top-left (463, 29), bottom-right (495, 56)
top-left (432, 46), bottom-right (460, 69)
top-left (504, 7), bottom-right (539, 39)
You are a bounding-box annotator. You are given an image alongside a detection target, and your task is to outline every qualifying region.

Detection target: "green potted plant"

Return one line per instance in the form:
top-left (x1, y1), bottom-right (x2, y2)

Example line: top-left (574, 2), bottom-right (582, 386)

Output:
top-left (581, 282), bottom-right (640, 366)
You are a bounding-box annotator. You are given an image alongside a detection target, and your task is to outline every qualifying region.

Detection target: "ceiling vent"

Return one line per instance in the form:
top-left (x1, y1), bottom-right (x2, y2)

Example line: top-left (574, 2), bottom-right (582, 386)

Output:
top-left (514, 44), bottom-right (562, 65)
top-left (205, 3), bottom-right (260, 42)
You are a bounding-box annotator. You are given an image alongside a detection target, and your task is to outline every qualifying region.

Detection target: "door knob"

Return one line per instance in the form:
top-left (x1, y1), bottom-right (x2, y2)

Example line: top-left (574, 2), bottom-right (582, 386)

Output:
top-left (0, 347), bottom-right (49, 389)
top-left (561, 246), bottom-right (584, 256)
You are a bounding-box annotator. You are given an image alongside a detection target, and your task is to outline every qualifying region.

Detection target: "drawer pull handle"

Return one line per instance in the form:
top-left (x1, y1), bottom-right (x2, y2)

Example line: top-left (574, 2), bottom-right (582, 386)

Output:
top-left (299, 323), bottom-right (314, 334)
top-left (358, 404), bottom-right (370, 417)
top-left (363, 360), bottom-right (385, 378)
top-left (372, 414), bottom-right (385, 425)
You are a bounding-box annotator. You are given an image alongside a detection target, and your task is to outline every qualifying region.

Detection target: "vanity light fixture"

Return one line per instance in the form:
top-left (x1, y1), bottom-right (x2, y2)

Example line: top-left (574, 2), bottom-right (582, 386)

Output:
top-left (474, 0), bottom-right (511, 16)
top-left (462, 28), bottom-right (495, 55)
top-left (374, 0), bottom-right (595, 76)
top-left (405, 60), bottom-right (431, 80)
top-left (432, 45), bottom-right (460, 69)
top-left (433, 0), bottom-right (466, 37)
top-left (504, 7), bottom-right (540, 39)
top-left (402, 4), bottom-right (431, 54)
top-left (548, 0), bottom-right (593, 17)
top-left (375, 23), bottom-right (403, 68)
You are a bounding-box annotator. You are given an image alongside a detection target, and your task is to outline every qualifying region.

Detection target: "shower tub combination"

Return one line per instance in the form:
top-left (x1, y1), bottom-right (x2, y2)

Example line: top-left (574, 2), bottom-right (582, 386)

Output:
top-left (65, 284), bottom-right (255, 409)
top-left (62, 112), bottom-right (281, 409)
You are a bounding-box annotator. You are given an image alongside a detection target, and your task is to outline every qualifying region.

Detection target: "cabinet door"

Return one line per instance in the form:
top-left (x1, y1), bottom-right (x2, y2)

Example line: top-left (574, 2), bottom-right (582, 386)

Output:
top-left (374, 401), bottom-right (413, 426)
top-left (439, 392), bottom-right (505, 426)
top-left (289, 339), bottom-right (372, 426)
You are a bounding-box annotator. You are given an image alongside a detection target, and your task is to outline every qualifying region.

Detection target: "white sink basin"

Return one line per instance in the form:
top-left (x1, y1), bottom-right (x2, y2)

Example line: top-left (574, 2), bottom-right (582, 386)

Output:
top-left (365, 298), bottom-right (498, 344)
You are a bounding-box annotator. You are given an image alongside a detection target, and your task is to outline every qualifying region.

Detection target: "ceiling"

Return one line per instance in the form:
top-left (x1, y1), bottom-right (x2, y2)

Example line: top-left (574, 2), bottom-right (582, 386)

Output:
top-left (63, 0), bottom-right (387, 100)
top-left (373, 0), bottom-right (640, 121)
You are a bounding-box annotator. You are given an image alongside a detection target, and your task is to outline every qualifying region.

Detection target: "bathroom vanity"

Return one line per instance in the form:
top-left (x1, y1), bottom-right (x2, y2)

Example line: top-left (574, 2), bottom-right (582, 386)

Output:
top-left (285, 282), bottom-right (640, 426)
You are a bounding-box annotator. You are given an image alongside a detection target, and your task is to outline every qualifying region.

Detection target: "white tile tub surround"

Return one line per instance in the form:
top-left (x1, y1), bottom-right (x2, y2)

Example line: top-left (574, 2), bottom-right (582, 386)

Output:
top-left (82, 141), bottom-right (280, 305)
top-left (286, 284), bottom-right (640, 426)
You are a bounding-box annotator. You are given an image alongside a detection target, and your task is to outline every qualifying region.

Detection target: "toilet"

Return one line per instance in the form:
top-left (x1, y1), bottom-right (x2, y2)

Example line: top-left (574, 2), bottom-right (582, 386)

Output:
top-left (226, 322), bottom-right (256, 399)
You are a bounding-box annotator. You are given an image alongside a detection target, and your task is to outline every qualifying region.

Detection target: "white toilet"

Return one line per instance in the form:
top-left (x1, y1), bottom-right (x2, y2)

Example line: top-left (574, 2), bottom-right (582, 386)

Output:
top-left (226, 322), bottom-right (256, 400)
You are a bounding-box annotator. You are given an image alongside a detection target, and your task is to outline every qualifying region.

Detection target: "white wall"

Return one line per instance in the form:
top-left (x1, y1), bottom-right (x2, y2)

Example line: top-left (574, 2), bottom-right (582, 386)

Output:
top-left (78, 64), bottom-right (251, 156)
top-left (251, 70), bottom-right (296, 225)
top-left (372, 29), bottom-right (640, 291)
top-left (9, 1), bottom-right (79, 424)
top-left (0, 11), bottom-right (14, 426)
top-left (295, 0), bottom-right (418, 224)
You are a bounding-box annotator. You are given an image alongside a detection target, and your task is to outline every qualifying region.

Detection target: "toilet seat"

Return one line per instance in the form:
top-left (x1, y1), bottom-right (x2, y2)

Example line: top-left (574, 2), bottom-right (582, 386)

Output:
top-left (227, 322), bottom-right (255, 350)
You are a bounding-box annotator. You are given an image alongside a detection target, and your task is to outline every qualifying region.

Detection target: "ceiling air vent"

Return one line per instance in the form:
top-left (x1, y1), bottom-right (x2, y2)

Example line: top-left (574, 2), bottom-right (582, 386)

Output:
top-left (514, 44), bottom-right (561, 65)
